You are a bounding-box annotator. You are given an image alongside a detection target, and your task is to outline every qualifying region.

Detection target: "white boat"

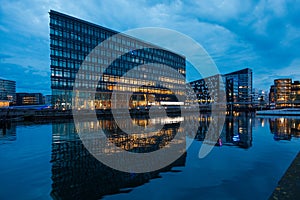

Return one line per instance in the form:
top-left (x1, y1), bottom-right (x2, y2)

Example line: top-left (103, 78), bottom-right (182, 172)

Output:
top-left (256, 108), bottom-right (300, 116)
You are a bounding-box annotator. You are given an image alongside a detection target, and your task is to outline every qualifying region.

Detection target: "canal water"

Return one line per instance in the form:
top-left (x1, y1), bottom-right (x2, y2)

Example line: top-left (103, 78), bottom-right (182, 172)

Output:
top-left (0, 114), bottom-right (299, 200)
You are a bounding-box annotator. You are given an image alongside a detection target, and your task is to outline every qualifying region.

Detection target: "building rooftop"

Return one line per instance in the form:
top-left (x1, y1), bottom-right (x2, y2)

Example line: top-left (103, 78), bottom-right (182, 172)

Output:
top-left (49, 10), bottom-right (185, 59)
top-left (224, 68), bottom-right (252, 76)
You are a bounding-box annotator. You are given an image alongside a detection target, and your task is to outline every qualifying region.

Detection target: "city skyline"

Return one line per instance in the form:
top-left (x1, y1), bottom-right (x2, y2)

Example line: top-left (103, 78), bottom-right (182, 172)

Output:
top-left (1, 0), bottom-right (300, 94)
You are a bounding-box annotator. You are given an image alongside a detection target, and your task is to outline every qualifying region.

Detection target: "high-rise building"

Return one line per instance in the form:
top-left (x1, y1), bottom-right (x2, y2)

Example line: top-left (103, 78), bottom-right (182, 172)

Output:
top-left (189, 74), bottom-right (224, 106)
top-left (224, 68), bottom-right (253, 104)
top-left (270, 78), bottom-right (300, 108)
top-left (274, 79), bottom-right (292, 108)
top-left (49, 10), bottom-right (186, 110)
top-left (225, 74), bottom-right (239, 104)
top-left (0, 78), bottom-right (16, 105)
top-left (189, 68), bottom-right (253, 108)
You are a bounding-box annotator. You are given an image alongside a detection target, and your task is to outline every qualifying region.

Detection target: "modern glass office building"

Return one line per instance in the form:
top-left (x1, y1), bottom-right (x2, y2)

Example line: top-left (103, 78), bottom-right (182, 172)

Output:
top-left (49, 10), bottom-right (186, 110)
top-left (189, 68), bottom-right (252, 108)
top-left (189, 74), bottom-right (225, 106)
top-left (271, 79), bottom-right (300, 108)
top-left (0, 78), bottom-right (16, 105)
top-left (292, 81), bottom-right (300, 107)
top-left (274, 78), bottom-right (292, 108)
top-left (224, 68), bottom-right (253, 105)
top-left (16, 93), bottom-right (43, 106)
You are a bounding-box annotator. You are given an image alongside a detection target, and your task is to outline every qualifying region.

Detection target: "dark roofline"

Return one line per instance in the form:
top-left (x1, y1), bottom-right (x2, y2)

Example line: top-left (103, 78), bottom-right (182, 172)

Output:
top-left (16, 92), bottom-right (43, 95)
top-left (0, 78), bottom-right (16, 83)
top-left (188, 68), bottom-right (253, 84)
top-left (49, 10), bottom-right (118, 35)
top-left (49, 10), bottom-right (186, 59)
top-left (274, 78), bottom-right (292, 81)
top-left (224, 68), bottom-right (252, 76)
top-left (189, 73), bottom-right (222, 84)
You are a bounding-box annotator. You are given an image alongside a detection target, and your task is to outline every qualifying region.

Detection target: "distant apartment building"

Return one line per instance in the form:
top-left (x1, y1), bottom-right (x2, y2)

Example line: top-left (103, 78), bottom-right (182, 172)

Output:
top-left (189, 74), bottom-right (224, 106)
top-left (252, 89), bottom-right (260, 105)
top-left (190, 68), bottom-right (253, 108)
top-left (270, 79), bottom-right (300, 108)
top-left (16, 93), bottom-right (43, 106)
top-left (252, 89), bottom-right (268, 106)
top-left (49, 10), bottom-right (186, 110)
top-left (269, 85), bottom-right (275, 106)
top-left (0, 78), bottom-right (16, 107)
top-left (261, 90), bottom-right (269, 104)
top-left (274, 79), bottom-right (292, 108)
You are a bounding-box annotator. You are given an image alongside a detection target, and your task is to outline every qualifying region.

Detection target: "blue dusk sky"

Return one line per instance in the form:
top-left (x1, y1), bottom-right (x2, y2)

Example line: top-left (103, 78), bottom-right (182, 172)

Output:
top-left (1, 0), bottom-right (300, 95)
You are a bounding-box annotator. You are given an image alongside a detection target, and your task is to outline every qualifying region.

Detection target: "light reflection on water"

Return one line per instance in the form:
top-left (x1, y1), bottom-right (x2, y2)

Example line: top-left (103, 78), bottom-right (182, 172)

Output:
top-left (0, 114), bottom-right (299, 200)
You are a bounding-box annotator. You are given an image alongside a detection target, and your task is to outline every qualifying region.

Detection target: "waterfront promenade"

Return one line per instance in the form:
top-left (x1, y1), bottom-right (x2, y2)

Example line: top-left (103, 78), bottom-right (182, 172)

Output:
top-left (270, 151), bottom-right (300, 199)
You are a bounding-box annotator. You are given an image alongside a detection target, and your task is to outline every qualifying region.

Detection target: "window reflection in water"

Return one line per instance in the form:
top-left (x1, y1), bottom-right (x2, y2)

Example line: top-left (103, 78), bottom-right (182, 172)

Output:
top-left (269, 118), bottom-right (300, 140)
top-left (193, 113), bottom-right (253, 149)
top-left (0, 121), bottom-right (16, 142)
top-left (50, 116), bottom-right (187, 200)
top-left (49, 114), bottom-right (300, 199)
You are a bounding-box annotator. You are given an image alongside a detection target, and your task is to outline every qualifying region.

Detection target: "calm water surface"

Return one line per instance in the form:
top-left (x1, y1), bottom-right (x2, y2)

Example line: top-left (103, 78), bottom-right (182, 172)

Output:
top-left (0, 114), bottom-right (299, 200)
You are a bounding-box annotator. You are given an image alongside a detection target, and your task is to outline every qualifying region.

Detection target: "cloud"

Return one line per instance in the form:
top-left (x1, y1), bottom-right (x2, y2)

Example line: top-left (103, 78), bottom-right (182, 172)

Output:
top-left (0, 0), bottom-right (300, 94)
top-left (0, 62), bottom-right (50, 94)
top-left (254, 58), bottom-right (300, 91)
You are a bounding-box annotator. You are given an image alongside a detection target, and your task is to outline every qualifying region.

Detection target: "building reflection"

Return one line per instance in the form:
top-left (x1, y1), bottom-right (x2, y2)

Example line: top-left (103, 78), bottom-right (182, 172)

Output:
top-left (0, 122), bottom-right (16, 142)
top-left (50, 116), bottom-right (186, 200)
top-left (269, 118), bottom-right (300, 140)
top-left (194, 113), bottom-right (253, 149)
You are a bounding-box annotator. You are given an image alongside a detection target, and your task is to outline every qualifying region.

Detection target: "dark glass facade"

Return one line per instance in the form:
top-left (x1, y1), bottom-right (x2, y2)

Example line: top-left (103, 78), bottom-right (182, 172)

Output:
top-left (225, 76), bottom-right (239, 103)
top-left (194, 114), bottom-right (252, 149)
top-left (49, 10), bottom-right (186, 110)
top-left (189, 68), bottom-right (252, 108)
top-left (0, 78), bottom-right (16, 104)
top-left (269, 85), bottom-right (275, 106)
top-left (0, 122), bottom-right (16, 142)
top-left (50, 119), bottom-right (186, 199)
top-left (224, 68), bottom-right (253, 104)
top-left (189, 74), bottom-right (225, 106)
top-left (291, 81), bottom-right (300, 107)
top-left (16, 93), bottom-right (43, 106)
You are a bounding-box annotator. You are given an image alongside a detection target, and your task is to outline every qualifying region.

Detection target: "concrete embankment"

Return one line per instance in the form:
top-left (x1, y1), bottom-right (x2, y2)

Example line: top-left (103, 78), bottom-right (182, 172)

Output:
top-left (0, 107), bottom-right (184, 122)
top-left (270, 151), bottom-right (300, 199)
top-left (0, 108), bottom-right (73, 122)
